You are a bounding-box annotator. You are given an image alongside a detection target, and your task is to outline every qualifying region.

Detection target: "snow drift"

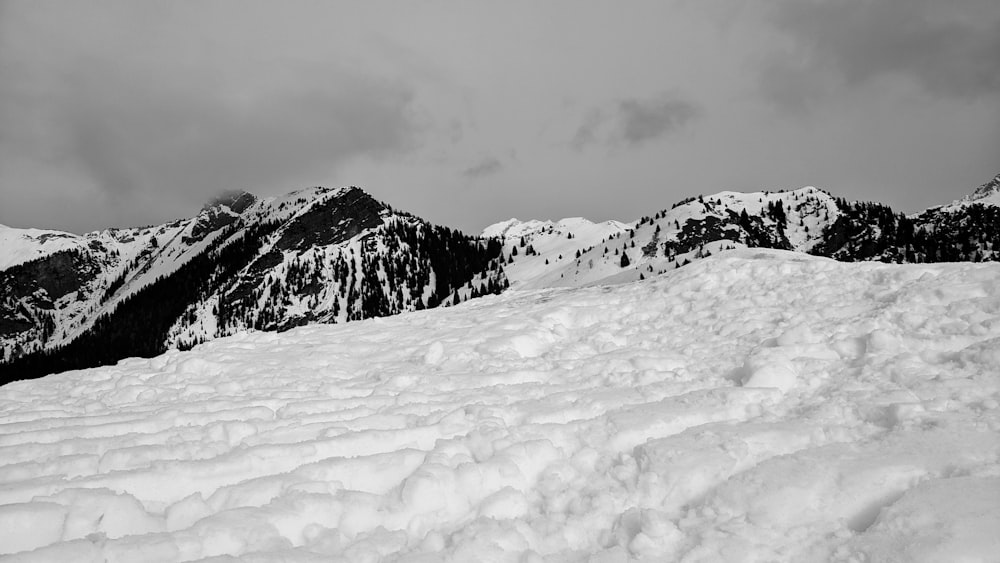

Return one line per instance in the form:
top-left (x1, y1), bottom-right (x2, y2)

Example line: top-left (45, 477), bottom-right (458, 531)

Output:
top-left (1, 249), bottom-right (998, 562)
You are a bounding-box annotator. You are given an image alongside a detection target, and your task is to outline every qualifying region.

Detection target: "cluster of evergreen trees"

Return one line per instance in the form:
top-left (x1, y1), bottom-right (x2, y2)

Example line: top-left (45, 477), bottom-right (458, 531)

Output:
top-left (211, 217), bottom-right (506, 334)
top-left (765, 200), bottom-right (787, 224)
top-left (813, 199), bottom-right (1000, 263)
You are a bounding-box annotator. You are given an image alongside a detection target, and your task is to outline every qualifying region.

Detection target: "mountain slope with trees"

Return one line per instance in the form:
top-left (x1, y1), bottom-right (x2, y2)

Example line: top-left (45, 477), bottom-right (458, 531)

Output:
top-left (0, 187), bottom-right (505, 383)
top-left (2, 172), bottom-right (997, 383)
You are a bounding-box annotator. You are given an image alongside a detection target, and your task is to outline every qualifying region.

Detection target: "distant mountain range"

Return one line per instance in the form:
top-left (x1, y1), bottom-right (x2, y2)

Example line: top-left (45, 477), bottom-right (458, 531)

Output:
top-left (2, 173), bottom-right (998, 383)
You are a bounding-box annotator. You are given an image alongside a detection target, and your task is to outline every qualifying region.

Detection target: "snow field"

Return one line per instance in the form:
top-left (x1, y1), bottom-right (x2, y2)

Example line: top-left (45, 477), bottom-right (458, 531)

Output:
top-left (1, 249), bottom-right (998, 561)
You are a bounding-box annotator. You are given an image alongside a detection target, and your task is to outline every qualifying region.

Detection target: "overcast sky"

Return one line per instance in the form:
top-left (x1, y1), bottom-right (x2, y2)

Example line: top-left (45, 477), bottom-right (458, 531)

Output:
top-left (1, 0), bottom-right (998, 235)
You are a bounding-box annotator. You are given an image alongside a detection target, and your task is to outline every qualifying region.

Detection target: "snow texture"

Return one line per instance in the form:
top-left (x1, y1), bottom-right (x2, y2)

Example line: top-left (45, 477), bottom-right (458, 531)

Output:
top-left (1, 249), bottom-right (999, 562)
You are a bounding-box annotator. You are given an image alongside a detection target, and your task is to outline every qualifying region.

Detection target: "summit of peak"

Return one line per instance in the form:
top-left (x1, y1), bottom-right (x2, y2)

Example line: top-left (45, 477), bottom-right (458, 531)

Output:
top-left (969, 173), bottom-right (1000, 201)
top-left (938, 172), bottom-right (1000, 212)
top-left (203, 190), bottom-right (257, 214)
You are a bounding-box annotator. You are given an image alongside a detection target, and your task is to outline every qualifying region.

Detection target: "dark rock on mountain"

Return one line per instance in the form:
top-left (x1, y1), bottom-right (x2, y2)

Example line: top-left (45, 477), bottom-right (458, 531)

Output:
top-left (0, 250), bottom-right (98, 344)
top-left (272, 187), bottom-right (385, 252)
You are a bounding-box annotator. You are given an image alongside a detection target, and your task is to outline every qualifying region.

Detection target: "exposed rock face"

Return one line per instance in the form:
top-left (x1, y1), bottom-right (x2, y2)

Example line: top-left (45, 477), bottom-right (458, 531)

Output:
top-left (11, 251), bottom-right (94, 302)
top-left (272, 187), bottom-right (385, 252)
top-left (186, 191), bottom-right (258, 244)
top-left (665, 210), bottom-right (794, 258)
top-left (0, 252), bottom-right (90, 365)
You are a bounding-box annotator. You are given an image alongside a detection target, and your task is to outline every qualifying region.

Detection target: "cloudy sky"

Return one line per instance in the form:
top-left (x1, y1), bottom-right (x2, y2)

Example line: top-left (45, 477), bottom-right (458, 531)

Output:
top-left (1, 0), bottom-right (998, 234)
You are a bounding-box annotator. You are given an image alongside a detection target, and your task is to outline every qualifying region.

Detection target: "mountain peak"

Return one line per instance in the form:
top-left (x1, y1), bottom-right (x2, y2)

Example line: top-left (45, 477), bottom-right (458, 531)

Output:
top-left (938, 172), bottom-right (1000, 211)
top-left (969, 173), bottom-right (1000, 202)
top-left (203, 190), bottom-right (257, 214)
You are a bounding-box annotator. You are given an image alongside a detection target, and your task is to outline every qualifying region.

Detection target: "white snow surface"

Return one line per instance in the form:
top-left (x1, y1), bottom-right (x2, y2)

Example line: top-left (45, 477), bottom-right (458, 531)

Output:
top-left (1, 249), bottom-right (999, 562)
top-left (483, 217), bottom-right (631, 290)
top-left (0, 225), bottom-right (85, 271)
top-left (482, 217), bottom-right (629, 242)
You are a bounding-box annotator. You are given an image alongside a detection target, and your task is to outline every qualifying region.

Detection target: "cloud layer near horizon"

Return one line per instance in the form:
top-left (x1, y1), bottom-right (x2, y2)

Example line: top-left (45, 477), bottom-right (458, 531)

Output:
top-left (1, 1), bottom-right (997, 234)
top-left (764, 0), bottom-right (1000, 109)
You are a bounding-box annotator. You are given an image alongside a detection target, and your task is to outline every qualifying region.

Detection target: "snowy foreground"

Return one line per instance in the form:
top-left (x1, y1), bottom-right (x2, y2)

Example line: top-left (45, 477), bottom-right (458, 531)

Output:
top-left (1, 250), bottom-right (999, 562)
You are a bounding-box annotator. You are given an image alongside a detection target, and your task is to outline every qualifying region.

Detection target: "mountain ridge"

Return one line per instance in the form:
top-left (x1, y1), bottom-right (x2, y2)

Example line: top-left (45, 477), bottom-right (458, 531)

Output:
top-left (486, 180), bottom-right (1000, 289)
top-left (1, 186), bottom-right (506, 381)
top-left (2, 173), bottom-right (997, 383)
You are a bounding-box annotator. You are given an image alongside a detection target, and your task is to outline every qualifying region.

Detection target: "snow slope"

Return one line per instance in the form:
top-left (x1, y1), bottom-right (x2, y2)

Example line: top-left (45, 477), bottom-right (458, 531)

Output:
top-left (0, 225), bottom-right (85, 271)
top-left (0, 203), bottom-right (242, 359)
top-left (1, 250), bottom-right (999, 562)
top-left (487, 187), bottom-right (841, 289)
top-left (483, 217), bottom-right (630, 289)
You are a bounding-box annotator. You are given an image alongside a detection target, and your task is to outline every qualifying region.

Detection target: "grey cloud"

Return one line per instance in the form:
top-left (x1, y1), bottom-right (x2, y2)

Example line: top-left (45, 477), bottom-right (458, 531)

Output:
top-left (463, 157), bottom-right (503, 179)
top-left (572, 94), bottom-right (699, 150)
top-left (571, 109), bottom-right (606, 151)
top-left (8, 64), bottom-right (418, 203)
top-left (617, 97), bottom-right (700, 146)
top-left (766, 0), bottom-right (1000, 104)
top-left (0, 0), bottom-right (422, 233)
top-left (0, 1), bottom-right (428, 233)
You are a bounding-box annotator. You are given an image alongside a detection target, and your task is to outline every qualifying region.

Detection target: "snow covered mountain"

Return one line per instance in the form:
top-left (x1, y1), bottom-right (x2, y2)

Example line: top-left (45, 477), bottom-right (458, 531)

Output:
top-left (3, 173), bottom-right (998, 382)
top-left (482, 217), bottom-right (631, 289)
top-left (1, 191), bottom-right (255, 361)
top-left (1, 187), bottom-right (505, 380)
top-left (939, 171), bottom-right (1000, 210)
top-left (488, 175), bottom-right (1000, 288)
top-left (1, 250), bottom-right (997, 561)
top-left (490, 187), bottom-right (840, 288)
top-left (0, 225), bottom-right (94, 272)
